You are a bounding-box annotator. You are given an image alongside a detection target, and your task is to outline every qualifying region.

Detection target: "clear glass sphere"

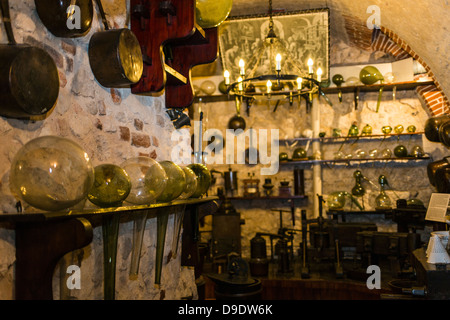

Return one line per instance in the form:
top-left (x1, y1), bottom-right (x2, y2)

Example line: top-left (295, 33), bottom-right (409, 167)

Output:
top-left (121, 157), bottom-right (167, 205)
top-left (9, 136), bottom-right (94, 211)
top-left (179, 166), bottom-right (198, 199)
top-left (87, 164), bottom-right (131, 208)
top-left (156, 161), bottom-right (186, 202)
top-left (200, 80), bottom-right (216, 95)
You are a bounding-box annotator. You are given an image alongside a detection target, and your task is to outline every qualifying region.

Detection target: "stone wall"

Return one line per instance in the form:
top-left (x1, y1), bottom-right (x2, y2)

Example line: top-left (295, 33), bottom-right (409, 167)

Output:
top-left (0, 1), bottom-right (196, 300)
top-left (194, 41), bottom-right (449, 259)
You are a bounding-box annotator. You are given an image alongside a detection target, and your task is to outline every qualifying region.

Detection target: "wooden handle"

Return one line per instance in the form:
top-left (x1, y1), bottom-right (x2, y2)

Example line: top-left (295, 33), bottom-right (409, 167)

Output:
top-left (0, 0), bottom-right (16, 44)
top-left (94, 0), bottom-right (110, 30)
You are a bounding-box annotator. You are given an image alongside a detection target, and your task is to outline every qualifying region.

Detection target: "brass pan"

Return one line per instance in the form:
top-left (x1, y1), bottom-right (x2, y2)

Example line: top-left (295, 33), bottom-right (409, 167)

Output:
top-left (88, 0), bottom-right (143, 88)
top-left (35, 0), bottom-right (93, 38)
top-left (0, 0), bottom-right (59, 119)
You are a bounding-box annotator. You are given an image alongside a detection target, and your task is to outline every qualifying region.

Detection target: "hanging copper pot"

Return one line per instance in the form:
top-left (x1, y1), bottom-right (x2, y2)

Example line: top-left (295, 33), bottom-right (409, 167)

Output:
top-left (427, 157), bottom-right (450, 187)
top-left (438, 120), bottom-right (450, 147)
top-left (35, 0), bottom-right (93, 38)
top-left (0, 0), bottom-right (59, 119)
top-left (88, 0), bottom-right (143, 88)
top-left (424, 114), bottom-right (450, 142)
top-left (435, 166), bottom-right (450, 193)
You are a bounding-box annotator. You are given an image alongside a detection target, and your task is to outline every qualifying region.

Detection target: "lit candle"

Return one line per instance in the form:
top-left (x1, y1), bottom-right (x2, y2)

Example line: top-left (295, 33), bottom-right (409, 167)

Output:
top-left (266, 80), bottom-right (272, 94)
top-left (239, 59), bottom-right (245, 77)
top-left (224, 70), bottom-right (230, 85)
top-left (238, 77), bottom-right (243, 91)
top-left (297, 77), bottom-right (303, 90)
top-left (276, 54), bottom-right (282, 72)
top-left (317, 68), bottom-right (323, 83)
top-left (308, 58), bottom-right (314, 74)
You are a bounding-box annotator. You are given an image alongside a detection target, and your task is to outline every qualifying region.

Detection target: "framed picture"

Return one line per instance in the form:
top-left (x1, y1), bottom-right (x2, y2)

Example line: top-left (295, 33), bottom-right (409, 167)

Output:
top-left (218, 8), bottom-right (330, 82)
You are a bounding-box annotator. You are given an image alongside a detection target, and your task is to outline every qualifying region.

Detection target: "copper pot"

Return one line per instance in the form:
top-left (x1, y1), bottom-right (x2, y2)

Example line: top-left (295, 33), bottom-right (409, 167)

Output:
top-left (427, 157), bottom-right (450, 187)
top-left (435, 166), bottom-right (450, 193)
top-left (425, 114), bottom-right (450, 142)
top-left (0, 0), bottom-right (59, 119)
top-left (88, 0), bottom-right (143, 88)
top-left (439, 120), bottom-right (450, 147)
top-left (35, 0), bottom-right (93, 38)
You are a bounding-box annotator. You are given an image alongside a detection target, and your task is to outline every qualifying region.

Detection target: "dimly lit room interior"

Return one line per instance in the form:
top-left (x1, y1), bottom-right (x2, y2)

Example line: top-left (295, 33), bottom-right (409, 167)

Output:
top-left (0, 0), bottom-right (449, 302)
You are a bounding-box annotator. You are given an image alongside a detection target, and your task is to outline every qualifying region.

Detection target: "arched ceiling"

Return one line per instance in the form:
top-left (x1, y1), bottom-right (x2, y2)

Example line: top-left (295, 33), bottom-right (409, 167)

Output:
top-left (227, 0), bottom-right (450, 99)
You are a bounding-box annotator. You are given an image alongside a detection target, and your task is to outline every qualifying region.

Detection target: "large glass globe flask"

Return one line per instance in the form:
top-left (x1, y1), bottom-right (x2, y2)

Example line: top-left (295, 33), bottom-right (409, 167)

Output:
top-left (121, 157), bottom-right (168, 205)
top-left (9, 136), bottom-right (94, 211)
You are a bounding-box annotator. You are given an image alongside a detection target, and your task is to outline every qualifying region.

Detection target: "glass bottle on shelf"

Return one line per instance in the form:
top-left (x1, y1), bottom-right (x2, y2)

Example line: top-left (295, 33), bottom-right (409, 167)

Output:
top-left (352, 170), bottom-right (366, 209)
top-left (375, 175), bottom-right (392, 209)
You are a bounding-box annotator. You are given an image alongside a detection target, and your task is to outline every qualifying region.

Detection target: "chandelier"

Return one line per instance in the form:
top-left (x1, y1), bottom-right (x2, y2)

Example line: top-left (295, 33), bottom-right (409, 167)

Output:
top-left (223, 0), bottom-right (330, 108)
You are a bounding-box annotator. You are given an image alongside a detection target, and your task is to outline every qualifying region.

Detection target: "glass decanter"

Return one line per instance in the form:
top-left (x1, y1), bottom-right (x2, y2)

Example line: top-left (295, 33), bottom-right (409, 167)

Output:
top-left (375, 175), bottom-right (392, 209)
top-left (351, 170), bottom-right (366, 209)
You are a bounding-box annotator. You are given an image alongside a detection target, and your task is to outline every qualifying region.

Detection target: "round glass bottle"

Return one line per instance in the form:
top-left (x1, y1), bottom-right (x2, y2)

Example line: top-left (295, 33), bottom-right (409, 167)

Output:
top-left (375, 175), bottom-right (392, 209)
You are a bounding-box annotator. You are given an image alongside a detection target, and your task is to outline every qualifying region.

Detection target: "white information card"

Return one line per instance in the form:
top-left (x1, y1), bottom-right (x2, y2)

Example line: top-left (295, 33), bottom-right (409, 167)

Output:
top-left (425, 193), bottom-right (450, 223)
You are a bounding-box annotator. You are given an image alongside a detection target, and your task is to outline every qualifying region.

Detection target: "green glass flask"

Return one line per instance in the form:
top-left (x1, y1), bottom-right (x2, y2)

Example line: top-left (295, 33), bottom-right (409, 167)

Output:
top-left (375, 175), bottom-right (392, 209)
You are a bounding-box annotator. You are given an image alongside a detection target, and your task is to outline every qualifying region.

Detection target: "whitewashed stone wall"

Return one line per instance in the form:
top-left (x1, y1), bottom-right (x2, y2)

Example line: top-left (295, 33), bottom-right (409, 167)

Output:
top-left (0, 1), bottom-right (196, 300)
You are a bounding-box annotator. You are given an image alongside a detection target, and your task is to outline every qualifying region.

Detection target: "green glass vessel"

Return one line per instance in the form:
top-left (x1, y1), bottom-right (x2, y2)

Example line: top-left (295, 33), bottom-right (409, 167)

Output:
top-left (157, 161), bottom-right (186, 202)
top-left (362, 124), bottom-right (372, 135)
top-left (394, 125), bottom-right (404, 134)
top-left (375, 175), bottom-right (392, 209)
top-left (279, 152), bottom-right (289, 161)
top-left (179, 166), bottom-right (198, 199)
top-left (382, 126), bottom-right (392, 134)
top-left (359, 66), bottom-right (384, 85)
top-left (348, 122), bottom-right (359, 136)
top-left (351, 170), bottom-right (366, 197)
top-left (292, 148), bottom-right (307, 160)
top-left (394, 145), bottom-right (408, 157)
top-left (327, 191), bottom-right (363, 211)
top-left (188, 163), bottom-right (212, 198)
top-left (88, 164), bottom-right (131, 208)
top-left (332, 74), bottom-right (345, 87)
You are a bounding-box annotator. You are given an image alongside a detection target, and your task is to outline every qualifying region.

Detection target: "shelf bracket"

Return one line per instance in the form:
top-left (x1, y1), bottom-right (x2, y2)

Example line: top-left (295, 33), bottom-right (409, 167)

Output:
top-left (15, 218), bottom-right (93, 300)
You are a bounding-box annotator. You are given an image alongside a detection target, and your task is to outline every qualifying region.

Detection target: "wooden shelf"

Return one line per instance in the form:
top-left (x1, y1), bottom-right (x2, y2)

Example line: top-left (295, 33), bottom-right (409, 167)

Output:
top-left (228, 195), bottom-right (308, 200)
top-left (279, 132), bottom-right (424, 144)
top-left (323, 80), bottom-right (434, 94)
top-left (193, 80), bottom-right (435, 103)
top-left (0, 197), bottom-right (218, 223)
top-left (3, 197), bottom-right (219, 300)
top-left (280, 156), bottom-right (431, 165)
